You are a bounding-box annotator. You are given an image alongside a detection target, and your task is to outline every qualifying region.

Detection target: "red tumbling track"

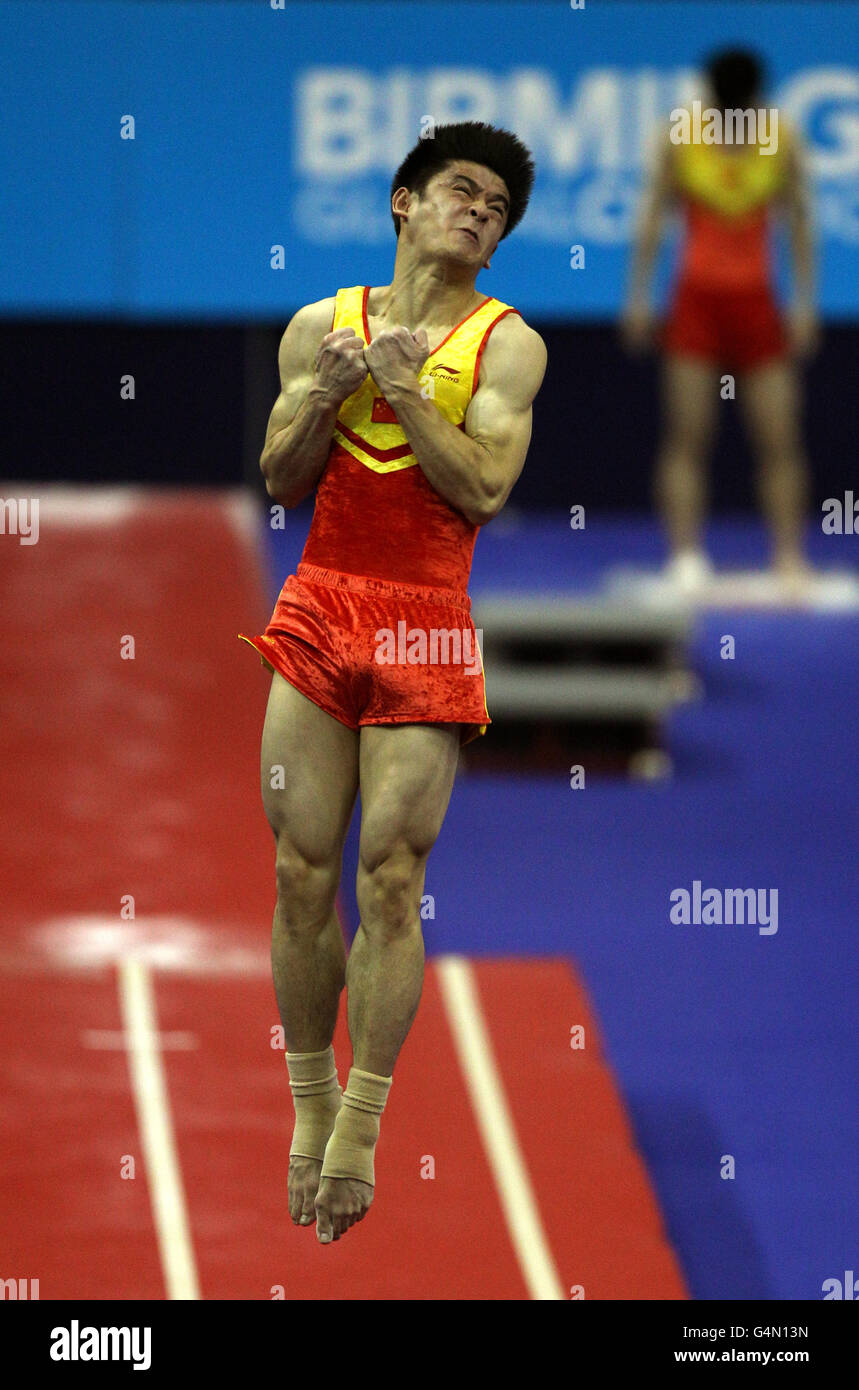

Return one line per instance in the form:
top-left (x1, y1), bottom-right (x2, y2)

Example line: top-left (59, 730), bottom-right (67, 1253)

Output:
top-left (0, 489), bottom-right (687, 1300)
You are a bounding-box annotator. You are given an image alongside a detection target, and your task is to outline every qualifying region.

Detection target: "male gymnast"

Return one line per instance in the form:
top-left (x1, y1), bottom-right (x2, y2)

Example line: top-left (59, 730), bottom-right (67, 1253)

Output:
top-left (240, 121), bottom-right (547, 1244)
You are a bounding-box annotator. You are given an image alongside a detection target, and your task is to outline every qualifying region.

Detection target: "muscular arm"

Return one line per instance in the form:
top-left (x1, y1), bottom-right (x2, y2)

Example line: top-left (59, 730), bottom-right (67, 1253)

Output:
top-left (259, 297), bottom-right (341, 507)
top-left (383, 314), bottom-right (547, 526)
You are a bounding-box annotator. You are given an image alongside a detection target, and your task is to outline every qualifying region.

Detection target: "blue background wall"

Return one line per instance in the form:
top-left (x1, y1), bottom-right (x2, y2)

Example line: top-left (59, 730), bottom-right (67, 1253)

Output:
top-left (3, 0), bottom-right (859, 319)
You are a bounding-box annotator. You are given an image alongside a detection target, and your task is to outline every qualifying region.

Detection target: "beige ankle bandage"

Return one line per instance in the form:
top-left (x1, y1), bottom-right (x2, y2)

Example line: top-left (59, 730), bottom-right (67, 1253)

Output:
top-left (320, 1067), bottom-right (393, 1186)
top-left (285, 1046), bottom-right (342, 1161)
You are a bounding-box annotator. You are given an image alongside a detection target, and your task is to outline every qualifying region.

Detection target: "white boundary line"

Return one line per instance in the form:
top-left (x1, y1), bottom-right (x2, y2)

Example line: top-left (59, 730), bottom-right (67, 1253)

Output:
top-left (435, 955), bottom-right (565, 1300)
top-left (117, 959), bottom-right (201, 1300)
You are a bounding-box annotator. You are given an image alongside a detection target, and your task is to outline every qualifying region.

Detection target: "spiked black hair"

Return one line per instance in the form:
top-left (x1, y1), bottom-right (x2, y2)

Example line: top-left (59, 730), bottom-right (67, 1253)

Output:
top-left (705, 47), bottom-right (765, 110)
top-left (389, 121), bottom-right (535, 241)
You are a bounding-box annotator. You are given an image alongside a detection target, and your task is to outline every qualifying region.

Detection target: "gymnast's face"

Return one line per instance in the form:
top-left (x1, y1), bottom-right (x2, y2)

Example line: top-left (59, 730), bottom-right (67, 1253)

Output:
top-left (399, 161), bottom-right (510, 267)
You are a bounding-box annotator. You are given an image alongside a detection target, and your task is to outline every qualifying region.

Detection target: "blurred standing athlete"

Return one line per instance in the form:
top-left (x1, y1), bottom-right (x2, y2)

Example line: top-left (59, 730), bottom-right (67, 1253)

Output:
top-left (622, 48), bottom-right (819, 593)
top-left (239, 123), bottom-right (546, 1244)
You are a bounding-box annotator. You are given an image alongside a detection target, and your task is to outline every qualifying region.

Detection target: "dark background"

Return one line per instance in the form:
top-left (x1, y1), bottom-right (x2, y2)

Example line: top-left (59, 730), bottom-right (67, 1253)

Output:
top-left (4, 318), bottom-right (855, 510)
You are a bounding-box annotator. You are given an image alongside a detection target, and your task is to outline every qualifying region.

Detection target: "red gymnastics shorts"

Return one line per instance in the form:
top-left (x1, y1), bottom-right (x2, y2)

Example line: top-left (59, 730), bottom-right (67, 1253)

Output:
top-left (238, 563), bottom-right (490, 746)
top-left (662, 279), bottom-right (787, 370)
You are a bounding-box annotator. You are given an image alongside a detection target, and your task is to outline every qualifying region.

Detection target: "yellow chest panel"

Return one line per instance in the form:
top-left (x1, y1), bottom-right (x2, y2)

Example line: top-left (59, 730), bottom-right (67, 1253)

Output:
top-left (673, 129), bottom-right (789, 218)
top-left (330, 285), bottom-right (518, 475)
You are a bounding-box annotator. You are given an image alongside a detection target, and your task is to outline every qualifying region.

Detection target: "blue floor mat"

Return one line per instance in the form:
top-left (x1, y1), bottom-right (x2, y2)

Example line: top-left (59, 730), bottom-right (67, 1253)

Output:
top-left (259, 510), bottom-right (858, 1300)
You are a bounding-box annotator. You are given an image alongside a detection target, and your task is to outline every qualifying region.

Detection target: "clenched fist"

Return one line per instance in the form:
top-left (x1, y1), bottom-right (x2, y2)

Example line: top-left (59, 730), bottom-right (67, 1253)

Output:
top-left (363, 327), bottom-right (430, 398)
top-left (313, 327), bottom-right (369, 405)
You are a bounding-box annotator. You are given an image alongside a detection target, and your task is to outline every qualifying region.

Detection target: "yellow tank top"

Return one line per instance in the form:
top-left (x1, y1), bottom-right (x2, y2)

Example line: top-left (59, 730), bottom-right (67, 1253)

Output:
top-left (328, 284), bottom-right (519, 474)
top-left (672, 122), bottom-right (790, 217)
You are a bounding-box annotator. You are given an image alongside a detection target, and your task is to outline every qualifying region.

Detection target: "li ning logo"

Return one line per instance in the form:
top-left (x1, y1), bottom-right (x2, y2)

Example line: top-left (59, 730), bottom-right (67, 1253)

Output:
top-left (374, 622), bottom-right (483, 674)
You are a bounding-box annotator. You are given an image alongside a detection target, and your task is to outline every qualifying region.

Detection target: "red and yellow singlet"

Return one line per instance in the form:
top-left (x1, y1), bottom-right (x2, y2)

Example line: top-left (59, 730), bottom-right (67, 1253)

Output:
top-left (301, 285), bottom-right (520, 589)
top-left (238, 285), bottom-right (520, 744)
top-left (672, 128), bottom-right (790, 291)
top-left (664, 126), bottom-right (791, 366)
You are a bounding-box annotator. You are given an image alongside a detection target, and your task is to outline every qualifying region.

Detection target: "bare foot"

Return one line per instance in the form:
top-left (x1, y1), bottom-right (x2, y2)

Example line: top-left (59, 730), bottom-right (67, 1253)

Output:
top-left (288, 1156), bottom-right (324, 1226)
top-left (314, 1176), bottom-right (374, 1243)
